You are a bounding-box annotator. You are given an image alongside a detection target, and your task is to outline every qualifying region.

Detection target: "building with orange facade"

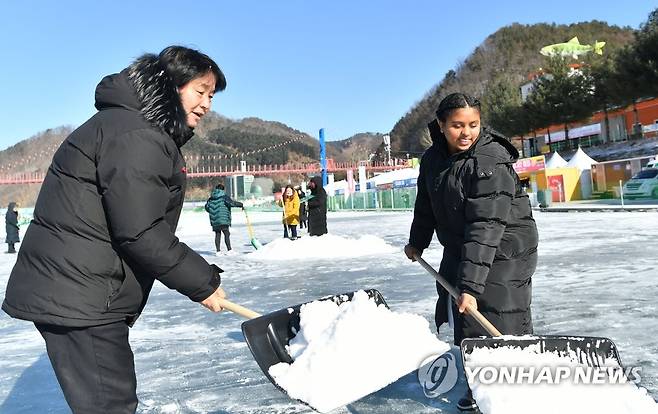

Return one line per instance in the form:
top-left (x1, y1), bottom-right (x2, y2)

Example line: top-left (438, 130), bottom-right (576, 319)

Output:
top-left (513, 97), bottom-right (658, 157)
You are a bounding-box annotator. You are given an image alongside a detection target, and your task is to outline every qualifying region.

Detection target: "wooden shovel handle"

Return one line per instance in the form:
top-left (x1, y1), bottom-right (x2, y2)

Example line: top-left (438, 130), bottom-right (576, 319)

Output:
top-left (414, 255), bottom-right (502, 337)
top-left (217, 298), bottom-right (262, 319)
top-left (466, 306), bottom-right (502, 337)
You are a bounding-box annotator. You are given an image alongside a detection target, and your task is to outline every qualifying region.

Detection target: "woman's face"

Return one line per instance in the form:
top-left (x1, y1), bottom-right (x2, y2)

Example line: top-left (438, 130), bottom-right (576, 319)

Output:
top-left (178, 72), bottom-right (217, 128)
top-left (285, 188), bottom-right (293, 196)
top-left (439, 107), bottom-right (481, 154)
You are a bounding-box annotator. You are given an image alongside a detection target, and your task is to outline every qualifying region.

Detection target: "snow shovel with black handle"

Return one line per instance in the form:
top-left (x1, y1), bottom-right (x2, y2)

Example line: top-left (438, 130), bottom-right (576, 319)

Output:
top-left (218, 289), bottom-right (388, 394)
top-left (413, 255), bottom-right (625, 371)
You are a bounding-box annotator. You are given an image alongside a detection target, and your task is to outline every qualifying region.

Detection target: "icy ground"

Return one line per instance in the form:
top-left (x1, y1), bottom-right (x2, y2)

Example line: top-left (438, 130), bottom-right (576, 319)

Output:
top-left (0, 209), bottom-right (657, 413)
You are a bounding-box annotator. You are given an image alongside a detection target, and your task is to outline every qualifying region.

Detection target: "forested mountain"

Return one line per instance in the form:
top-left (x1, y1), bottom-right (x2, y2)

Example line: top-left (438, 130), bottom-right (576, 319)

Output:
top-left (390, 21), bottom-right (636, 154)
top-left (3, 17), bottom-right (650, 206)
top-left (0, 114), bottom-right (381, 205)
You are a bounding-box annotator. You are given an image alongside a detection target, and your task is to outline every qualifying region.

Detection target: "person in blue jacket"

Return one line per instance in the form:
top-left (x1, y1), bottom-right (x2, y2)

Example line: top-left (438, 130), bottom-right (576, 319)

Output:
top-left (205, 183), bottom-right (244, 254)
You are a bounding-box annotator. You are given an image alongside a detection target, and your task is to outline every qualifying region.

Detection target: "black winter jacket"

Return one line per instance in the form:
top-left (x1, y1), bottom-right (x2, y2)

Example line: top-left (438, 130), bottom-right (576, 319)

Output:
top-left (2, 55), bottom-right (220, 327)
top-left (409, 121), bottom-right (538, 340)
top-left (5, 202), bottom-right (20, 244)
top-left (307, 176), bottom-right (327, 236)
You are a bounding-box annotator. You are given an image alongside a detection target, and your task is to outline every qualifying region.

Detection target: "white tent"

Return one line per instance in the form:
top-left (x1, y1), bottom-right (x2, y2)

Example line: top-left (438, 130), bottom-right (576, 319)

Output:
top-left (567, 147), bottom-right (597, 170)
top-left (545, 151), bottom-right (568, 169)
top-left (567, 147), bottom-right (597, 199)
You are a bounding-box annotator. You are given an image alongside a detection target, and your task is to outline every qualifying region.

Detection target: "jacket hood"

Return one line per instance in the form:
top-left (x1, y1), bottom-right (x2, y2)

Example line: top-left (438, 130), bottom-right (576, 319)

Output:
top-left (94, 54), bottom-right (194, 147)
top-left (209, 188), bottom-right (226, 199)
top-left (310, 176), bottom-right (324, 194)
top-left (427, 120), bottom-right (518, 162)
top-left (6, 202), bottom-right (16, 217)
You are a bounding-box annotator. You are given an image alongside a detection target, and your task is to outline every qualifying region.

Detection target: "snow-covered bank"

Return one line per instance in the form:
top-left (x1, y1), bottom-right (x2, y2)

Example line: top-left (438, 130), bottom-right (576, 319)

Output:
top-left (247, 234), bottom-right (398, 261)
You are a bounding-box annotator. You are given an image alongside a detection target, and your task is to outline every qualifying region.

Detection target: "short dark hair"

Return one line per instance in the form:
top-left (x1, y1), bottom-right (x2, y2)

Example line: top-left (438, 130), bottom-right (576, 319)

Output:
top-left (158, 46), bottom-right (226, 92)
top-left (216, 183), bottom-right (225, 190)
top-left (436, 93), bottom-right (480, 122)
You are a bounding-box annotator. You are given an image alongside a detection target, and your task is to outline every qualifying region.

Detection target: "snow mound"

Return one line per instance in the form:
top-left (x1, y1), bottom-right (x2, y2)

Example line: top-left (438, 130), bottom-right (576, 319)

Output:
top-left (465, 341), bottom-right (658, 414)
top-left (268, 290), bottom-right (450, 412)
top-left (247, 234), bottom-right (398, 260)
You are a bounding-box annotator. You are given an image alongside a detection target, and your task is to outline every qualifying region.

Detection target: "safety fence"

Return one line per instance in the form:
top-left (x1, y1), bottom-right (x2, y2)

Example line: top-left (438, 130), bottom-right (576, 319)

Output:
top-left (327, 187), bottom-right (417, 211)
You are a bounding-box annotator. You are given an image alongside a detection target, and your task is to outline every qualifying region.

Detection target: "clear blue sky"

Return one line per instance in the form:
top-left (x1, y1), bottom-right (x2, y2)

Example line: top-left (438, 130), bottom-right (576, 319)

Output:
top-left (0, 0), bottom-right (653, 150)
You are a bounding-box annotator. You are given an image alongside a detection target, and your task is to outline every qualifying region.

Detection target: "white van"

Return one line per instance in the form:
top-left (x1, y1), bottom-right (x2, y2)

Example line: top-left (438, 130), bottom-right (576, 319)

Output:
top-left (623, 159), bottom-right (658, 199)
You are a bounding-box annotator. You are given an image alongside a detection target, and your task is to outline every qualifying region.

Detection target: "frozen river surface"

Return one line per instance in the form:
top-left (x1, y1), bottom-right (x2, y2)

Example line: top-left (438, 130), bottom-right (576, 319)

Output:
top-left (0, 209), bottom-right (656, 413)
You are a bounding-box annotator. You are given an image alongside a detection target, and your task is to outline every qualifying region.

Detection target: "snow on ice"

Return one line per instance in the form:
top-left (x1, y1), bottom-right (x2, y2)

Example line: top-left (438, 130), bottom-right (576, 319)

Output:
top-left (0, 209), bottom-right (657, 413)
top-left (268, 290), bottom-right (450, 412)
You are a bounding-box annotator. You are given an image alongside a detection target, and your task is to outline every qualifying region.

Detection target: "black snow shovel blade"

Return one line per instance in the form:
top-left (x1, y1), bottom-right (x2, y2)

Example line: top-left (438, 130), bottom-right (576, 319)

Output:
top-left (241, 289), bottom-right (388, 391)
top-left (461, 335), bottom-right (624, 369)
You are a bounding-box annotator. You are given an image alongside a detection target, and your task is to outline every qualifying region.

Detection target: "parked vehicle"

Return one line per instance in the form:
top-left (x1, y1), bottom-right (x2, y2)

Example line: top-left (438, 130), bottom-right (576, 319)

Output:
top-left (623, 167), bottom-right (658, 199)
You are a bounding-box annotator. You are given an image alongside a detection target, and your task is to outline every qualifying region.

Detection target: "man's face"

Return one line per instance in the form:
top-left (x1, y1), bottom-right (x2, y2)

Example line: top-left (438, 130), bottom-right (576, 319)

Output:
top-left (309, 180), bottom-right (316, 189)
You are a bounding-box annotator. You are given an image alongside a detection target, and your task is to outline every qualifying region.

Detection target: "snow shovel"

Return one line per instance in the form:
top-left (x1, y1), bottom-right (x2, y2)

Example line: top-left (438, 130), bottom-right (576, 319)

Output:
top-left (413, 255), bottom-right (625, 370)
top-left (219, 290), bottom-right (387, 398)
top-left (243, 209), bottom-right (263, 250)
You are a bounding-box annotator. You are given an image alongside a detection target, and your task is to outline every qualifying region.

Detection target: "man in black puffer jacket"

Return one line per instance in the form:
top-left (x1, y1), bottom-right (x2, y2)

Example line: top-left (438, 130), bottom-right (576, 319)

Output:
top-left (405, 93), bottom-right (538, 411)
top-left (2, 46), bottom-right (228, 414)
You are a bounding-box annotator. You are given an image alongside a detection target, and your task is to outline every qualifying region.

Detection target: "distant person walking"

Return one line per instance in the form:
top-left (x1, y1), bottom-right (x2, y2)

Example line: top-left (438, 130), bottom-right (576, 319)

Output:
top-left (2, 46), bottom-right (228, 414)
top-left (282, 185), bottom-right (300, 240)
top-left (205, 183), bottom-right (244, 254)
top-left (5, 202), bottom-right (20, 254)
top-left (307, 176), bottom-right (327, 236)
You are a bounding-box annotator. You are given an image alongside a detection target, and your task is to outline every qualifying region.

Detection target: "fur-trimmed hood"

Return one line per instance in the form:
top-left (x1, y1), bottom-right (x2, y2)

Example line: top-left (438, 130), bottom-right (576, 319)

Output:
top-left (95, 54), bottom-right (193, 147)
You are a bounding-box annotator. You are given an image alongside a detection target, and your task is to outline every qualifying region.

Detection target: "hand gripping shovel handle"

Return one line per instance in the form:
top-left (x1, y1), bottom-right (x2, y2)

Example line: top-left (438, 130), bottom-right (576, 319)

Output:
top-left (413, 254), bottom-right (502, 337)
top-left (217, 298), bottom-right (262, 319)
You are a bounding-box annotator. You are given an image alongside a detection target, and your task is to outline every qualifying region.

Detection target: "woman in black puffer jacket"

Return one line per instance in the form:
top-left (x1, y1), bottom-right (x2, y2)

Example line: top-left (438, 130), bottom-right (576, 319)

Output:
top-left (404, 93), bottom-right (538, 411)
top-left (3, 46), bottom-right (229, 413)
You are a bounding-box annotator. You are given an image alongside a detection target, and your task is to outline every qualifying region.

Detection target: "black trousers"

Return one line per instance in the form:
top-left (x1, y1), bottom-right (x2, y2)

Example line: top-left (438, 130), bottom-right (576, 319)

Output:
top-left (287, 224), bottom-right (298, 239)
top-left (214, 225), bottom-right (231, 251)
top-left (35, 321), bottom-right (138, 414)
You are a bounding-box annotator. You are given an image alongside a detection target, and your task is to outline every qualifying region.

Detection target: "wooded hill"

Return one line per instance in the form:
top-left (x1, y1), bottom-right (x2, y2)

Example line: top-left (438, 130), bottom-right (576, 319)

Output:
top-left (389, 21), bottom-right (636, 154)
top-left (0, 114), bottom-right (381, 206)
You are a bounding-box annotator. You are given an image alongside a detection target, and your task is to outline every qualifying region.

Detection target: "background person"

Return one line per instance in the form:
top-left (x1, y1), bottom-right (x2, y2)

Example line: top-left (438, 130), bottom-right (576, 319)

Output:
top-left (5, 202), bottom-right (20, 254)
top-left (2, 46), bottom-right (229, 414)
top-left (404, 93), bottom-right (538, 412)
top-left (205, 183), bottom-right (244, 254)
top-left (307, 176), bottom-right (327, 236)
top-left (282, 185), bottom-right (300, 240)
top-left (296, 187), bottom-right (308, 231)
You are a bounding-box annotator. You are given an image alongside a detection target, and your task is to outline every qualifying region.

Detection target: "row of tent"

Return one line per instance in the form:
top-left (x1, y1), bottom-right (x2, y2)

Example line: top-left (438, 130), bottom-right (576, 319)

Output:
top-left (545, 147), bottom-right (597, 171)
top-left (544, 148), bottom-right (598, 200)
